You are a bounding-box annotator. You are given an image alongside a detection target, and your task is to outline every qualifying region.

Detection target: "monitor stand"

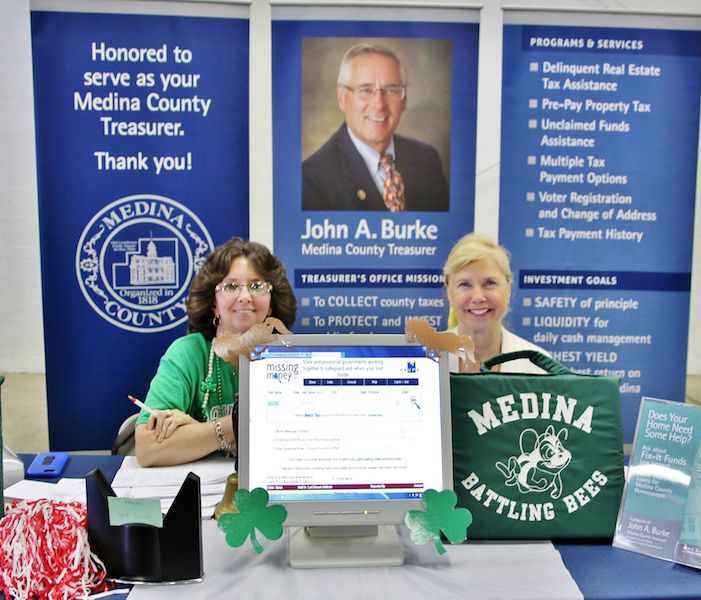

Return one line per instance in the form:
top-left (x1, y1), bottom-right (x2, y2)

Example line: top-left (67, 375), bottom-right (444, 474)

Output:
top-left (289, 525), bottom-right (405, 569)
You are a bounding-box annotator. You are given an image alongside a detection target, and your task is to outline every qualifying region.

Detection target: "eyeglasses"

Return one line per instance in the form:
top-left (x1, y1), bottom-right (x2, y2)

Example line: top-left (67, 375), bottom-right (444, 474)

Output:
top-left (341, 84), bottom-right (406, 101)
top-left (215, 281), bottom-right (273, 296)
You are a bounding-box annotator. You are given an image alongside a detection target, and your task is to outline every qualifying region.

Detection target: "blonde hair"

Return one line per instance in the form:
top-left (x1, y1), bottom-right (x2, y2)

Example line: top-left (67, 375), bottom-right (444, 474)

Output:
top-left (443, 233), bottom-right (513, 285)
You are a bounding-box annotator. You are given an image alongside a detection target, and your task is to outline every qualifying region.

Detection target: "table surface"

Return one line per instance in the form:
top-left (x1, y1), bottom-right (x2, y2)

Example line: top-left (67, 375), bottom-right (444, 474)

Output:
top-left (15, 454), bottom-right (701, 600)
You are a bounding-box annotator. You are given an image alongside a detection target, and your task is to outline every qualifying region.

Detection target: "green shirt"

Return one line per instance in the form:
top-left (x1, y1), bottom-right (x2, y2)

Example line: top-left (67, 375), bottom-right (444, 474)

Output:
top-left (137, 332), bottom-right (238, 425)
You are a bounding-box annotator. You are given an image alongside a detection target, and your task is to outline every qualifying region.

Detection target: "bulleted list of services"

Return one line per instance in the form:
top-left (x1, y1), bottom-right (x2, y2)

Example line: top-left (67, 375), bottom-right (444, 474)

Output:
top-left (499, 21), bottom-right (701, 442)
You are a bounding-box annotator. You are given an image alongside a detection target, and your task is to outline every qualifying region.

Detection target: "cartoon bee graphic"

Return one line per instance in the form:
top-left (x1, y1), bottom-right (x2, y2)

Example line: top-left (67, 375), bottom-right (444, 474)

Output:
top-left (496, 425), bottom-right (572, 499)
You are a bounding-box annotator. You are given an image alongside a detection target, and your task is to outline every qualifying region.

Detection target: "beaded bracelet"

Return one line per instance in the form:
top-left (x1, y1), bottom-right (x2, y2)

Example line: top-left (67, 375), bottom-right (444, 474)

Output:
top-left (214, 419), bottom-right (229, 454)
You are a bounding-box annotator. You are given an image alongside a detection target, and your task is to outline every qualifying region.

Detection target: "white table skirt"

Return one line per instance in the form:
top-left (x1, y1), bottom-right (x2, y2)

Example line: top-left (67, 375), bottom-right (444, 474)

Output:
top-left (126, 521), bottom-right (583, 600)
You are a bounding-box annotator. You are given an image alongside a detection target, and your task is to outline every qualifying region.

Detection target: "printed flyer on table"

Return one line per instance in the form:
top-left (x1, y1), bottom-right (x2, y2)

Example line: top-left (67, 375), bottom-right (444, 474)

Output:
top-left (614, 397), bottom-right (701, 569)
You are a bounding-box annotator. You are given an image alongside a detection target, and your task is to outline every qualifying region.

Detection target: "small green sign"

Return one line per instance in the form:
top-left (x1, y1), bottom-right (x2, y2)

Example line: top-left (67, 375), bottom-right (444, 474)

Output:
top-left (108, 496), bottom-right (163, 528)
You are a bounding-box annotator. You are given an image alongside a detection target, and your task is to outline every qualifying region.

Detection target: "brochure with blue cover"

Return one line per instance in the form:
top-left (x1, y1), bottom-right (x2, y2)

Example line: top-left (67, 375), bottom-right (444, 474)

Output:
top-left (614, 397), bottom-right (701, 568)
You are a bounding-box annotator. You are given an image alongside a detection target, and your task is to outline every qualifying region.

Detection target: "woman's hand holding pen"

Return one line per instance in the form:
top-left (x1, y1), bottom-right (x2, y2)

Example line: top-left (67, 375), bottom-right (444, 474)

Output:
top-left (147, 408), bottom-right (197, 442)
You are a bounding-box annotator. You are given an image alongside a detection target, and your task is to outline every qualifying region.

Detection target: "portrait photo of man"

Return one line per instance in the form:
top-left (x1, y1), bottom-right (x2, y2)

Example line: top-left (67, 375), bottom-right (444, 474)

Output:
top-left (302, 40), bottom-right (451, 212)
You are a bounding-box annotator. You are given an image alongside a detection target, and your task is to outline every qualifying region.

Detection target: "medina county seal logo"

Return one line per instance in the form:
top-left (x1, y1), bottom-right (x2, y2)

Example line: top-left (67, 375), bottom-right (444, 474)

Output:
top-left (76, 194), bottom-right (213, 333)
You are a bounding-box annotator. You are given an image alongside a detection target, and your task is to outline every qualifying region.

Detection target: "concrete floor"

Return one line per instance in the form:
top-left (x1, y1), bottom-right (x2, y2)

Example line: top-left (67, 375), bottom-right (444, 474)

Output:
top-left (1, 372), bottom-right (701, 453)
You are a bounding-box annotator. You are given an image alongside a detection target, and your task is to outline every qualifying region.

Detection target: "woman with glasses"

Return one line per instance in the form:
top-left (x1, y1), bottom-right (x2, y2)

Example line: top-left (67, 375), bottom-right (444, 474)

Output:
top-left (135, 238), bottom-right (296, 466)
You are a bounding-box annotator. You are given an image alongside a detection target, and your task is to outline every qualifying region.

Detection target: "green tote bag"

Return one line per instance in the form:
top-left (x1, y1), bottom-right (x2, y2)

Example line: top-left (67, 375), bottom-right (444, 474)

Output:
top-left (451, 351), bottom-right (625, 540)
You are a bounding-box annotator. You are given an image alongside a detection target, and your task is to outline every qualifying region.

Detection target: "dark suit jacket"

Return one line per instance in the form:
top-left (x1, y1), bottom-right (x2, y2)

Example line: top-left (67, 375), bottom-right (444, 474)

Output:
top-left (302, 124), bottom-right (449, 211)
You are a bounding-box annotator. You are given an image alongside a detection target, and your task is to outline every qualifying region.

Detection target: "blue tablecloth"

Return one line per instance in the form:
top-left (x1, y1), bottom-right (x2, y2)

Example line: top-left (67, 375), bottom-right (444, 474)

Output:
top-left (557, 542), bottom-right (701, 600)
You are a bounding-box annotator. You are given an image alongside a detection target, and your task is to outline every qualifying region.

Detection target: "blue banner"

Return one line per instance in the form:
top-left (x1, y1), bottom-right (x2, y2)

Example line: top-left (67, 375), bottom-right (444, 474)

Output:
top-left (499, 20), bottom-right (701, 443)
top-left (272, 13), bottom-right (479, 333)
top-left (31, 10), bottom-right (249, 450)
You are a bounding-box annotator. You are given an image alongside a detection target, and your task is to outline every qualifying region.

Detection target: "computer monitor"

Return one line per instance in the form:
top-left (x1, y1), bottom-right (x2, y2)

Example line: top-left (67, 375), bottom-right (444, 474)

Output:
top-left (237, 333), bottom-right (453, 568)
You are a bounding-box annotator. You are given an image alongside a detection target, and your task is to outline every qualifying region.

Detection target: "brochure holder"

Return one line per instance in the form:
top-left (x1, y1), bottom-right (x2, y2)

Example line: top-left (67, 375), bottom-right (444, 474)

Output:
top-left (613, 397), bottom-right (701, 570)
top-left (86, 468), bottom-right (203, 583)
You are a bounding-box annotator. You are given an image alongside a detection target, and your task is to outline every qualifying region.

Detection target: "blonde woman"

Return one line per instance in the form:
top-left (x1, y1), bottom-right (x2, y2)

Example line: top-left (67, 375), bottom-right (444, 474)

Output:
top-left (444, 233), bottom-right (549, 374)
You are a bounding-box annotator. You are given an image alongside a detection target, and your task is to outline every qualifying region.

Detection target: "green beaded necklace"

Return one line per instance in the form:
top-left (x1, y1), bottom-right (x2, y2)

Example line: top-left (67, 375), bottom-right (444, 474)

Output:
top-left (199, 342), bottom-right (222, 421)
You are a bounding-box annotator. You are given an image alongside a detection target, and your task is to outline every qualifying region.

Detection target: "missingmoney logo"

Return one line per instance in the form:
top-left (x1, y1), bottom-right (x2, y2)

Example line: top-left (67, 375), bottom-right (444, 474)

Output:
top-left (76, 194), bottom-right (213, 333)
top-left (266, 361), bottom-right (300, 383)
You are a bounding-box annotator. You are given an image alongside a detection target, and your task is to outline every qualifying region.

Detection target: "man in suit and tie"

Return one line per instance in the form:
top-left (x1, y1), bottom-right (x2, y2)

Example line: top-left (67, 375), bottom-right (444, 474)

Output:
top-left (302, 43), bottom-right (450, 212)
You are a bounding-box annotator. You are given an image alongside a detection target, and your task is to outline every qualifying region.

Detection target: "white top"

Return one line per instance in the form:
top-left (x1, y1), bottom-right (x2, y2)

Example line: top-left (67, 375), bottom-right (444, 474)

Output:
top-left (449, 326), bottom-right (551, 374)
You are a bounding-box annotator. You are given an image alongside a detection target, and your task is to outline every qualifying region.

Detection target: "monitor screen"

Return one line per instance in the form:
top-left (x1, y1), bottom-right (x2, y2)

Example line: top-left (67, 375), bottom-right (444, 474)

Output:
top-left (237, 334), bottom-right (453, 545)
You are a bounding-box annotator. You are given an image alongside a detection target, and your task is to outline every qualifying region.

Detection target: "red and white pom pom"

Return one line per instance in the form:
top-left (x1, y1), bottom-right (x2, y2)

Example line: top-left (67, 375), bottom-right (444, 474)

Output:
top-left (0, 499), bottom-right (112, 599)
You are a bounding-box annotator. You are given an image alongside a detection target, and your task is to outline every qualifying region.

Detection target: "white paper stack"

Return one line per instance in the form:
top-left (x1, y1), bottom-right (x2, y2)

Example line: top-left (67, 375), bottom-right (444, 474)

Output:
top-left (110, 455), bottom-right (234, 518)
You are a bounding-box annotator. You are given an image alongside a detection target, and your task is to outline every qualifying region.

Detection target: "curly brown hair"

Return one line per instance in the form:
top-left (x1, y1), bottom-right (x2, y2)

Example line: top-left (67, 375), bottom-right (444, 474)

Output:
top-left (186, 237), bottom-right (297, 340)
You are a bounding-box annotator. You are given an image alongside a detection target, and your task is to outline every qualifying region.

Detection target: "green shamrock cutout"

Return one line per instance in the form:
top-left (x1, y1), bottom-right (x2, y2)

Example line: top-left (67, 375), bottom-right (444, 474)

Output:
top-left (218, 487), bottom-right (287, 554)
top-left (404, 489), bottom-right (472, 554)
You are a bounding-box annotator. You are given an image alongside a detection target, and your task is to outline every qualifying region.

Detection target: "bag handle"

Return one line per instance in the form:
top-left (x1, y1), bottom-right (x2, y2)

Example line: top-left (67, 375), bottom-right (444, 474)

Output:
top-left (480, 350), bottom-right (574, 375)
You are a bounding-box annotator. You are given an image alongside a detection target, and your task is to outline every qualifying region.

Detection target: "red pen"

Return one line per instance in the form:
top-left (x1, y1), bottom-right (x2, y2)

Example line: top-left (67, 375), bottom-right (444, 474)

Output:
top-left (128, 394), bottom-right (156, 416)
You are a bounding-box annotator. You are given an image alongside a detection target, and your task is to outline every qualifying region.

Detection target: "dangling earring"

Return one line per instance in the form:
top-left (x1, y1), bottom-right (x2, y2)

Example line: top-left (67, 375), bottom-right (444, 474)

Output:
top-left (213, 314), bottom-right (220, 328)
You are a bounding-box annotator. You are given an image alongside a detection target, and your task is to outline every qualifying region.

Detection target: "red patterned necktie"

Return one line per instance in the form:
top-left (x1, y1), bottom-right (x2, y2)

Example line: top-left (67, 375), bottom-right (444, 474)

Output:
top-left (379, 153), bottom-right (406, 212)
